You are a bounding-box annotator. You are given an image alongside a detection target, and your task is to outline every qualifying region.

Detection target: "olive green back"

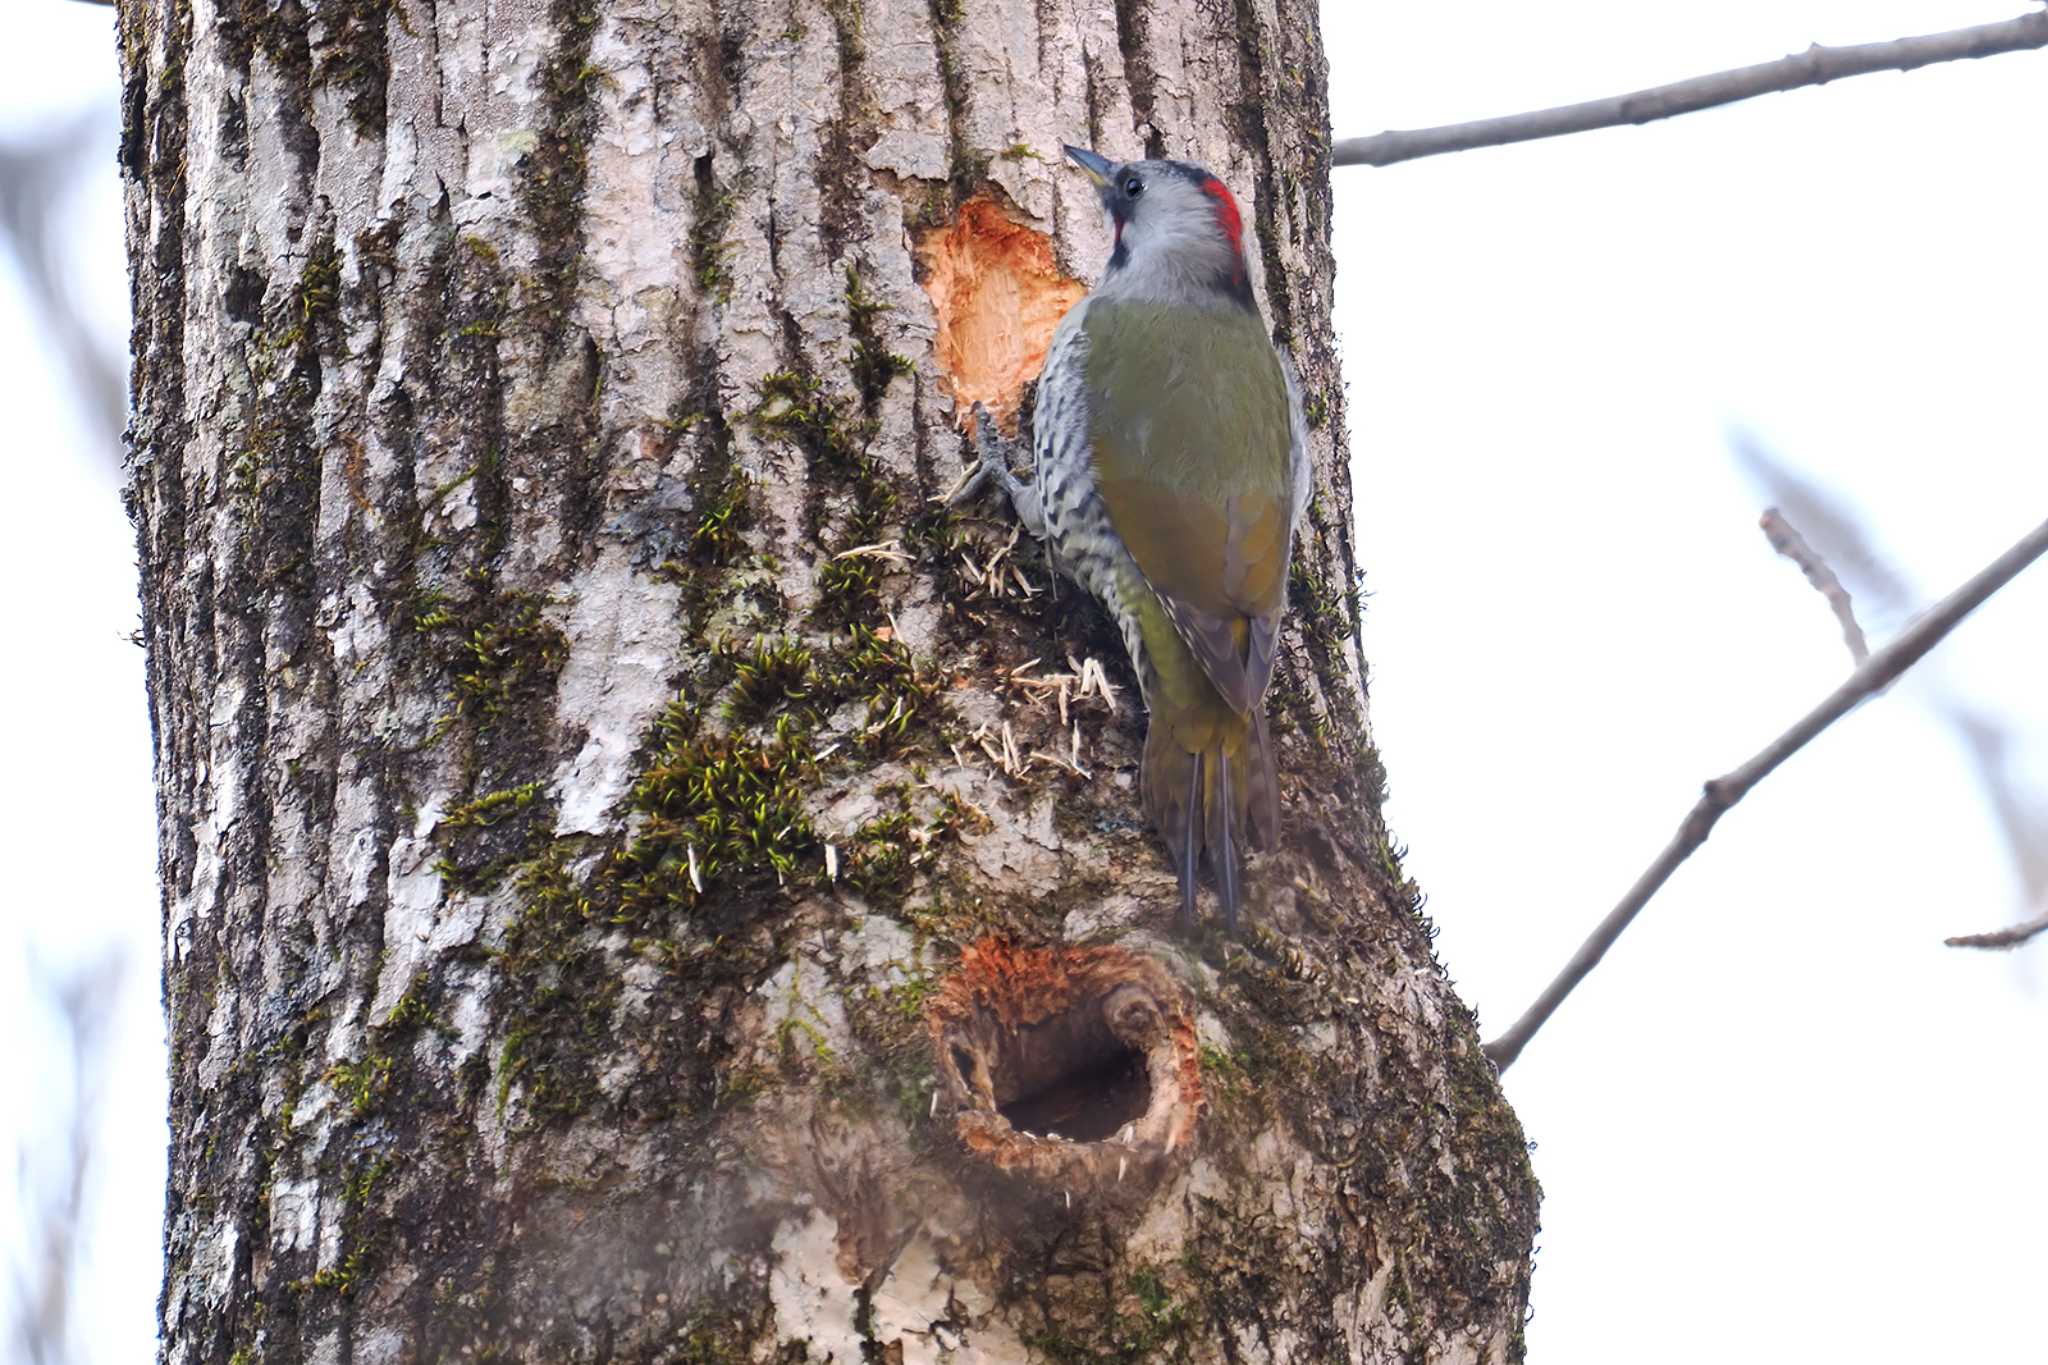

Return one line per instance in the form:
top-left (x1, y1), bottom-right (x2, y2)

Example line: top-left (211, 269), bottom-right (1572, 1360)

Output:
top-left (1083, 299), bottom-right (1294, 709)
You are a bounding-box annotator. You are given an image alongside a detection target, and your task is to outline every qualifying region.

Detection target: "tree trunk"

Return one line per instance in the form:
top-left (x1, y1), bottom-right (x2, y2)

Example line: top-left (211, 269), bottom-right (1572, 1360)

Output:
top-left (119, 0), bottom-right (1538, 1359)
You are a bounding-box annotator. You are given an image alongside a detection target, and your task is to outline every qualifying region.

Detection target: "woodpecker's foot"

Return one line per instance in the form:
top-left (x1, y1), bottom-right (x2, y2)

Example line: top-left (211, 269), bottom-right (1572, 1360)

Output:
top-left (949, 402), bottom-right (1047, 539)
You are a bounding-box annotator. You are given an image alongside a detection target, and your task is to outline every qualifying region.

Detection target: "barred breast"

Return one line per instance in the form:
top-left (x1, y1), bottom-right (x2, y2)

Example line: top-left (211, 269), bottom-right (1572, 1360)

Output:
top-left (1032, 301), bottom-right (1159, 697)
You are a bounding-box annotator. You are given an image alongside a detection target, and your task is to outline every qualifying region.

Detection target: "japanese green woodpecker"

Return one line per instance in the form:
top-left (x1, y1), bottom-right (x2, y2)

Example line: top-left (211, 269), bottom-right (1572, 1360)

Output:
top-left (959, 145), bottom-right (1310, 929)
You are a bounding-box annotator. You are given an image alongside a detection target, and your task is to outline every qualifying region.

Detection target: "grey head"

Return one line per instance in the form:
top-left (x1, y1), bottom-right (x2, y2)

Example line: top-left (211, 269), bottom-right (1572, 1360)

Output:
top-left (1063, 145), bottom-right (1255, 310)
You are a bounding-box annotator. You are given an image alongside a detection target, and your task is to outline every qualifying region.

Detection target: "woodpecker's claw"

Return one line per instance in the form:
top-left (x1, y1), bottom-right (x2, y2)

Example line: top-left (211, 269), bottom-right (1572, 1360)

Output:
top-left (951, 403), bottom-right (1047, 539)
top-left (943, 404), bottom-right (1007, 507)
top-left (940, 462), bottom-right (990, 507)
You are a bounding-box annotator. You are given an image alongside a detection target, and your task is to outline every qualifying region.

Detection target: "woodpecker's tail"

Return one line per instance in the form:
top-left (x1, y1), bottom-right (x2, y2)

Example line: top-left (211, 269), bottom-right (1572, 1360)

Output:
top-left (1142, 707), bottom-right (1278, 931)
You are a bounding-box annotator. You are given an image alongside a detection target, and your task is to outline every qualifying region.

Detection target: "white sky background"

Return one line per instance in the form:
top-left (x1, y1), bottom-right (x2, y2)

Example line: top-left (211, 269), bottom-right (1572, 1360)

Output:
top-left (1324, 1), bottom-right (2048, 1360)
top-left (2, 2), bottom-right (2043, 1362)
top-left (1, 9), bottom-right (160, 1365)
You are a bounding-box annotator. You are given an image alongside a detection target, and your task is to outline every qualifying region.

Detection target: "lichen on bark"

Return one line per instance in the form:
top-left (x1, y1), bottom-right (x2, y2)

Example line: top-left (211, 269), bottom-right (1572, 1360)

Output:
top-left (122, 0), bottom-right (1538, 1360)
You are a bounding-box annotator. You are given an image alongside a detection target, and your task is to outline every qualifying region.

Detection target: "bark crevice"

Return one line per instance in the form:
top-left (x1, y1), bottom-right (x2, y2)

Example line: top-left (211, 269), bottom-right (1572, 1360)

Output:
top-left (1110, 0), bottom-right (1167, 158)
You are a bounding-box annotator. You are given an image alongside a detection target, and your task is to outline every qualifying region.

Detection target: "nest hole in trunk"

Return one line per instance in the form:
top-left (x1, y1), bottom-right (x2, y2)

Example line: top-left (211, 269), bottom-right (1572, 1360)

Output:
top-left (928, 939), bottom-right (1204, 1173)
top-left (983, 1002), bottom-right (1152, 1142)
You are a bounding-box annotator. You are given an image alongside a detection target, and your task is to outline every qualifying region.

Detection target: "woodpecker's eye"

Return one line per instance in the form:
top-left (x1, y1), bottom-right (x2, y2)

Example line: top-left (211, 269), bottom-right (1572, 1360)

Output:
top-left (1123, 175), bottom-right (1144, 198)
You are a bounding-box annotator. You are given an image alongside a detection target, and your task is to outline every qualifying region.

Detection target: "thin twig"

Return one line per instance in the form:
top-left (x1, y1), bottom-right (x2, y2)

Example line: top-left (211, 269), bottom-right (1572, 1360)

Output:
top-left (1485, 513), bottom-right (2048, 1074)
top-left (1731, 433), bottom-right (1916, 620)
top-left (1334, 13), bottom-right (2048, 169)
top-left (1945, 896), bottom-right (2048, 951)
top-left (1761, 507), bottom-right (1869, 664)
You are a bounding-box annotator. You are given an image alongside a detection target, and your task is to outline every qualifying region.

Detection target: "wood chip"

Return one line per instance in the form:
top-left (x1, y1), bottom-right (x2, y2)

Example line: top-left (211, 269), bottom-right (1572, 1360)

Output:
top-left (936, 464), bottom-right (980, 503)
top-left (1029, 750), bottom-right (1091, 780)
top-left (833, 540), bottom-right (912, 563)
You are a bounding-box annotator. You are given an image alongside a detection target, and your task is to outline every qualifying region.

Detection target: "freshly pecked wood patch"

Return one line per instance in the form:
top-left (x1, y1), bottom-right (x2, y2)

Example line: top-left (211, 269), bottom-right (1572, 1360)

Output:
top-left (928, 938), bottom-right (1203, 1186)
top-left (917, 196), bottom-right (1086, 433)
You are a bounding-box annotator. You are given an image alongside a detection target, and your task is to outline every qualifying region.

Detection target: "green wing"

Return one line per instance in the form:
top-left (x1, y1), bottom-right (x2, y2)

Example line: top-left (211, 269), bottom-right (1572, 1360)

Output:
top-left (1083, 300), bottom-right (1296, 711)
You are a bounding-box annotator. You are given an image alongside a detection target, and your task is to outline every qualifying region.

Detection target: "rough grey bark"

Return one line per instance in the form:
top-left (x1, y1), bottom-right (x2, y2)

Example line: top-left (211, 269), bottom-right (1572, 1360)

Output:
top-left (119, 0), bottom-right (1538, 1360)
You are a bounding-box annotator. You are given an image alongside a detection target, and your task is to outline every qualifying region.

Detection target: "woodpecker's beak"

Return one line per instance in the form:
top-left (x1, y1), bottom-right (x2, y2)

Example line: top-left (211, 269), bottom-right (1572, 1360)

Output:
top-left (1062, 145), bottom-right (1115, 188)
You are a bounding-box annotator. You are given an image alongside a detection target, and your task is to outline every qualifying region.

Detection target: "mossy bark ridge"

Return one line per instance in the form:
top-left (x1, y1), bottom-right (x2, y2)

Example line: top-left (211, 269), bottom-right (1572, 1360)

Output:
top-left (121, 0), bottom-right (1539, 1359)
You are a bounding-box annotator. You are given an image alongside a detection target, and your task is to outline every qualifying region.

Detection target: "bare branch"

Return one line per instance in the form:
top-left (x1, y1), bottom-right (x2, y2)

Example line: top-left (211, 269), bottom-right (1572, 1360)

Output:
top-left (1334, 13), bottom-right (2048, 169)
top-left (1761, 507), bottom-right (1869, 664)
top-left (1946, 897), bottom-right (2048, 951)
top-left (1485, 512), bottom-right (2048, 1074)
top-left (1732, 437), bottom-right (2048, 939)
top-left (1731, 433), bottom-right (1916, 623)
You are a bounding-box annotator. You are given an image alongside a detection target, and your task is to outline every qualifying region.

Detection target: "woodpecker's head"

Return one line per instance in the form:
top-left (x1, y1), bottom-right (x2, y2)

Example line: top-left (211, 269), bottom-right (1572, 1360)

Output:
top-left (1064, 146), bottom-right (1253, 308)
